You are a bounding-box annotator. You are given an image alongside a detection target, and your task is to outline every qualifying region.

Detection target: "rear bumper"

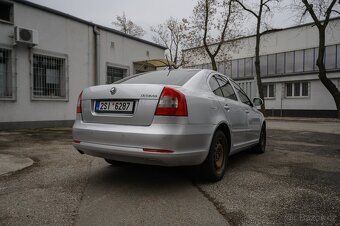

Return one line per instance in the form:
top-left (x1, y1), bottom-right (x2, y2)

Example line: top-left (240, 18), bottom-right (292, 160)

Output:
top-left (72, 120), bottom-right (214, 166)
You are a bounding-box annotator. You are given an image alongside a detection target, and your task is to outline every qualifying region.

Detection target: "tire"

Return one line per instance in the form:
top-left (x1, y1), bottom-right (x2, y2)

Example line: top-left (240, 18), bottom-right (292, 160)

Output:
top-left (253, 125), bottom-right (266, 154)
top-left (200, 130), bottom-right (229, 182)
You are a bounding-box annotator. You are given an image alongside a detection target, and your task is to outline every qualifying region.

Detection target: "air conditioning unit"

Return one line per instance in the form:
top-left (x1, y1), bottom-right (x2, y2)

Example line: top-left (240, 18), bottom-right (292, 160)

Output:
top-left (14, 26), bottom-right (38, 46)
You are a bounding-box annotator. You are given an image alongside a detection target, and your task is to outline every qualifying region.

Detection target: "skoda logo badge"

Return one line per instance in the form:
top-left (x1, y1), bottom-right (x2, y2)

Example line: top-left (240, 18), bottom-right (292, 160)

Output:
top-left (110, 87), bottom-right (117, 95)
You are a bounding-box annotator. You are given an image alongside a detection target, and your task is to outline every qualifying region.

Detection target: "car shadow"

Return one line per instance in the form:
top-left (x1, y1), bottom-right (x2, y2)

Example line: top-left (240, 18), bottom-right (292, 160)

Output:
top-left (86, 149), bottom-right (258, 189)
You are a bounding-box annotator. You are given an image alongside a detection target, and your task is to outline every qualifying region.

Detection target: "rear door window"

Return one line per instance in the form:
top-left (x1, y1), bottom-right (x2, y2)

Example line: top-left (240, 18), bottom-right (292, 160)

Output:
top-left (231, 80), bottom-right (253, 107)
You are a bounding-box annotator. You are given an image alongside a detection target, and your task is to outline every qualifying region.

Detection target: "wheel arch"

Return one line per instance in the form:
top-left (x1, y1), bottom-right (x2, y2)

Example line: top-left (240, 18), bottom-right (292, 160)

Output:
top-left (213, 122), bottom-right (231, 153)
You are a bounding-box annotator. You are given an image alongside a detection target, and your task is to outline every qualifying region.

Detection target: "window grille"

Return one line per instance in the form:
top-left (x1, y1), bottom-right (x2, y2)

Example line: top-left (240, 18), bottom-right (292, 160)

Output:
top-left (262, 84), bottom-right (275, 98)
top-left (32, 54), bottom-right (67, 99)
top-left (107, 66), bottom-right (127, 84)
top-left (0, 48), bottom-right (13, 99)
top-left (285, 82), bottom-right (309, 98)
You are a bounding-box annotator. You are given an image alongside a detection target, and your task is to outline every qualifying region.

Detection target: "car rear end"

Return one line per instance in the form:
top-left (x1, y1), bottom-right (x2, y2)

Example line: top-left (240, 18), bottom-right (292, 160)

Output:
top-left (72, 70), bottom-right (214, 166)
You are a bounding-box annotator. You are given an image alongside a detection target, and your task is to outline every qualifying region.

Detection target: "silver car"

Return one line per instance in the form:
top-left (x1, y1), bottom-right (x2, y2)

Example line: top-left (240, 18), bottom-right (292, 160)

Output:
top-left (72, 69), bottom-right (266, 181)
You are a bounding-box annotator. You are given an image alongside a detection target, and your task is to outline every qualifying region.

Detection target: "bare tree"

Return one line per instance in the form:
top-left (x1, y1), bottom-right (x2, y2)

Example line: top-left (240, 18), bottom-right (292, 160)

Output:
top-left (186, 0), bottom-right (241, 71)
top-left (296, 0), bottom-right (340, 118)
top-left (112, 12), bottom-right (145, 37)
top-left (151, 17), bottom-right (187, 68)
top-left (233, 0), bottom-right (280, 115)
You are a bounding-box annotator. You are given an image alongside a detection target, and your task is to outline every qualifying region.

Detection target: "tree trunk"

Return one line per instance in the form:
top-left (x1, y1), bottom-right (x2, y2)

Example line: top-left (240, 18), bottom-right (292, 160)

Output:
top-left (316, 26), bottom-right (340, 119)
top-left (254, 13), bottom-right (266, 116)
top-left (211, 57), bottom-right (217, 71)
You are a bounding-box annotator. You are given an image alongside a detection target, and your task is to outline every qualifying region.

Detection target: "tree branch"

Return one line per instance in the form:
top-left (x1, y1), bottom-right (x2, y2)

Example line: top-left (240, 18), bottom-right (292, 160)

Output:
top-left (324, 0), bottom-right (338, 27)
top-left (302, 0), bottom-right (322, 28)
top-left (203, 0), bottom-right (213, 57)
top-left (233, 0), bottom-right (258, 18)
top-left (213, 0), bottom-right (232, 57)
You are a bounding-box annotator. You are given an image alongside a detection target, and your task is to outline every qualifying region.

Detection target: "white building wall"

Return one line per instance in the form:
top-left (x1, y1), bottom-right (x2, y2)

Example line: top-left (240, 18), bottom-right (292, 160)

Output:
top-left (0, 1), bottom-right (165, 126)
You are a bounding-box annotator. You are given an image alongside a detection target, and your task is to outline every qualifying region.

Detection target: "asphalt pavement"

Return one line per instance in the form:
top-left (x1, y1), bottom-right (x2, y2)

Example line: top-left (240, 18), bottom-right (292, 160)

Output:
top-left (0, 120), bottom-right (339, 225)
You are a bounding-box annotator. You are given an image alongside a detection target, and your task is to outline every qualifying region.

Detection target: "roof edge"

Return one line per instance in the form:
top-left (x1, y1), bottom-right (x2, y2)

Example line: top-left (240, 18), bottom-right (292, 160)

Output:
top-left (12, 0), bottom-right (167, 50)
top-left (183, 16), bottom-right (340, 52)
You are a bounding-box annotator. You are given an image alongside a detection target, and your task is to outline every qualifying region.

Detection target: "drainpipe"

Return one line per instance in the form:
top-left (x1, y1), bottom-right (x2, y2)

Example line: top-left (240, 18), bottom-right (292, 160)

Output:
top-left (93, 25), bottom-right (100, 85)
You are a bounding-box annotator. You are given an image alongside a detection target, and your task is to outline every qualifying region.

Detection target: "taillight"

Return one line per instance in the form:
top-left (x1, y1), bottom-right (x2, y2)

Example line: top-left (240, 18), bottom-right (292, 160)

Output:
top-left (76, 91), bottom-right (83, 113)
top-left (155, 87), bottom-right (188, 116)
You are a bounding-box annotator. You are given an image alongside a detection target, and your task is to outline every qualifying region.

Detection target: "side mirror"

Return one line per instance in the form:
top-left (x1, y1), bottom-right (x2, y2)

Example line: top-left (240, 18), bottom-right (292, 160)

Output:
top-left (253, 97), bottom-right (263, 107)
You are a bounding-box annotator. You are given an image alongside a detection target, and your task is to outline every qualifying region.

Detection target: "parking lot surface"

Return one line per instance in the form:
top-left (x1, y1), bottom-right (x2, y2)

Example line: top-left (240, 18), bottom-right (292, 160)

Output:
top-left (0, 120), bottom-right (339, 225)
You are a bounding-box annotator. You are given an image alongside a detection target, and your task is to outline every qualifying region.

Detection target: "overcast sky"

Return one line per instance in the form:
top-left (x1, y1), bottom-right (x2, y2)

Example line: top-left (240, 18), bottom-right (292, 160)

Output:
top-left (27, 0), bottom-right (300, 41)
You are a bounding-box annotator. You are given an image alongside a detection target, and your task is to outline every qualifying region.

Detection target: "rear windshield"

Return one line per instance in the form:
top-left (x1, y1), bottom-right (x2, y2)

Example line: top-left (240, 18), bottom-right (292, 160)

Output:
top-left (115, 70), bottom-right (200, 86)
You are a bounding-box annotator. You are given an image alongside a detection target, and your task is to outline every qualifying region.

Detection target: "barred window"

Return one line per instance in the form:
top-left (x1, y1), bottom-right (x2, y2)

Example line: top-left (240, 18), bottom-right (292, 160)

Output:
top-left (107, 66), bottom-right (127, 84)
top-left (302, 82), bottom-right (309, 96)
top-left (33, 54), bottom-right (67, 99)
top-left (0, 1), bottom-right (13, 23)
top-left (0, 48), bottom-right (13, 98)
top-left (263, 84), bottom-right (275, 98)
top-left (286, 82), bottom-right (309, 98)
top-left (286, 83), bottom-right (292, 97)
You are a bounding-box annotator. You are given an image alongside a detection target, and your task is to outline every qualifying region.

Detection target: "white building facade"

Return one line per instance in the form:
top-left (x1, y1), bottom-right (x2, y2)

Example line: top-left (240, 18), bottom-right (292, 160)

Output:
top-left (184, 18), bottom-right (340, 117)
top-left (0, 0), bottom-right (166, 129)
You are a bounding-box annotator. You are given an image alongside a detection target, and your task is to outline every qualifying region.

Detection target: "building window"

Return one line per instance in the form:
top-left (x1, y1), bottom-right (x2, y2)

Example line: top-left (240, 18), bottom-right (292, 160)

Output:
top-left (238, 58), bottom-right (245, 78)
top-left (286, 82), bottom-right (309, 98)
top-left (263, 84), bottom-right (275, 98)
top-left (0, 47), bottom-right (13, 99)
top-left (325, 45), bottom-right (336, 70)
top-left (267, 54), bottom-right (276, 76)
top-left (260, 55), bottom-right (267, 76)
top-left (32, 53), bottom-right (67, 99)
top-left (225, 61), bottom-right (232, 77)
top-left (294, 50), bottom-right (304, 72)
top-left (0, 1), bottom-right (13, 23)
top-left (217, 62), bottom-right (225, 74)
top-left (244, 57), bottom-right (252, 77)
top-left (285, 51), bottom-right (294, 74)
top-left (276, 53), bottom-right (285, 75)
top-left (286, 83), bottom-right (293, 97)
top-left (304, 48), bottom-right (314, 71)
top-left (231, 60), bottom-right (238, 78)
top-left (302, 82), bottom-right (309, 96)
top-left (107, 66), bottom-right (127, 84)
top-left (294, 82), bottom-right (300, 96)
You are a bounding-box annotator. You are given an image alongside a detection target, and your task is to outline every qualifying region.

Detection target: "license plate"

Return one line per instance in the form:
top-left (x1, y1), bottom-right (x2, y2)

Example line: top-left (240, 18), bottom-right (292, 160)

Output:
top-left (95, 100), bottom-right (135, 113)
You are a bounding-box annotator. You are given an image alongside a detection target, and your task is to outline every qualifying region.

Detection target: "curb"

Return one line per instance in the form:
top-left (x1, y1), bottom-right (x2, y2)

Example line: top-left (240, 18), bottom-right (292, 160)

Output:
top-left (0, 154), bottom-right (34, 177)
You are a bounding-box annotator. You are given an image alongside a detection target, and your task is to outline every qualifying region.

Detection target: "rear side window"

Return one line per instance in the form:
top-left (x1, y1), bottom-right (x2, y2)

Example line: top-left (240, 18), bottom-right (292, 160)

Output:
top-left (116, 70), bottom-right (199, 86)
top-left (209, 76), bottom-right (224, 97)
top-left (215, 76), bottom-right (237, 101)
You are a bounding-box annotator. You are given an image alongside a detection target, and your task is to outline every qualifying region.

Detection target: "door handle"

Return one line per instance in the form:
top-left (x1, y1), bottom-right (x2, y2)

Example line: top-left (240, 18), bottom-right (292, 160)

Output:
top-left (245, 109), bottom-right (250, 114)
top-left (224, 104), bottom-right (230, 111)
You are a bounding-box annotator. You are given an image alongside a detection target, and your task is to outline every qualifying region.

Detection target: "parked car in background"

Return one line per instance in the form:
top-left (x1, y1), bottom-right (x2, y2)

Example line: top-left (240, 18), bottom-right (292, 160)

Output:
top-left (72, 69), bottom-right (266, 181)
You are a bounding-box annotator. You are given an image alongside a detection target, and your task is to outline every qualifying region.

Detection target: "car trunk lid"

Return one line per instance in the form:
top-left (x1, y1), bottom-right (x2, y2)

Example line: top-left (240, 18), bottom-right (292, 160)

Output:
top-left (81, 84), bottom-right (164, 126)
